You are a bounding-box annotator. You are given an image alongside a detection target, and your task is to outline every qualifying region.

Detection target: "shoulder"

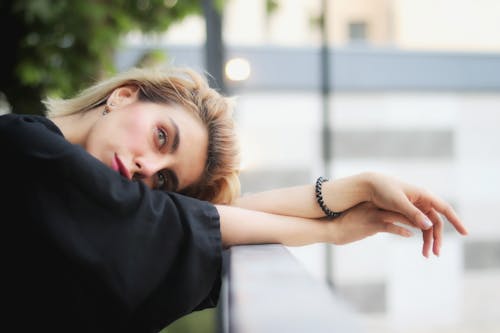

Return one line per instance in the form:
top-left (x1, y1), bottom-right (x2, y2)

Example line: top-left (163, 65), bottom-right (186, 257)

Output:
top-left (1, 112), bottom-right (72, 163)
top-left (0, 113), bottom-right (61, 135)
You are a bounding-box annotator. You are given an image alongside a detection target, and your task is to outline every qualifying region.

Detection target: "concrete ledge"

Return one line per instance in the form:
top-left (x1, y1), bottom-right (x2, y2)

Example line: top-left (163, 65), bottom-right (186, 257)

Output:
top-left (223, 244), bottom-right (364, 333)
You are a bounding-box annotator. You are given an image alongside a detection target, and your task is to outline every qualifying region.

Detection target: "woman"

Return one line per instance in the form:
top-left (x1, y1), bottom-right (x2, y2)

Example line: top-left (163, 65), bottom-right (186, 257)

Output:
top-left (0, 66), bottom-right (467, 332)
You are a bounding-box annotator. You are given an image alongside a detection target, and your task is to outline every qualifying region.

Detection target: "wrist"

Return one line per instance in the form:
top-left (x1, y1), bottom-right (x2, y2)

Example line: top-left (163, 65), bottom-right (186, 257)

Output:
top-left (324, 216), bottom-right (342, 245)
top-left (319, 173), bottom-right (372, 213)
top-left (356, 172), bottom-right (377, 202)
top-left (315, 177), bottom-right (342, 218)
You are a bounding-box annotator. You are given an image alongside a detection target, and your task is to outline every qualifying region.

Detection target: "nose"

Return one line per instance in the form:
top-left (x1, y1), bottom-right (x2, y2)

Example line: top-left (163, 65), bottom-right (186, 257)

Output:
top-left (132, 154), bottom-right (168, 185)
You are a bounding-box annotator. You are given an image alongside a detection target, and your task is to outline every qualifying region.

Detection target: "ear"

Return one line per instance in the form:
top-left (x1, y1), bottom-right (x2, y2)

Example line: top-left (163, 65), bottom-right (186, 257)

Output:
top-left (107, 85), bottom-right (139, 108)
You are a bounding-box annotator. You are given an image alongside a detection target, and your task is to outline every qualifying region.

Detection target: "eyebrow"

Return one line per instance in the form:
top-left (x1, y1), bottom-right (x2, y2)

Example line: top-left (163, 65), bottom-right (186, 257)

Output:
top-left (169, 116), bottom-right (180, 154)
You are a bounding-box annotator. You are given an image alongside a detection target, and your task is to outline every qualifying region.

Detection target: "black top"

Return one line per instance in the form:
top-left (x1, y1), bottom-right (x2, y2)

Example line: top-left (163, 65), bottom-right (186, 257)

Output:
top-left (0, 113), bottom-right (222, 332)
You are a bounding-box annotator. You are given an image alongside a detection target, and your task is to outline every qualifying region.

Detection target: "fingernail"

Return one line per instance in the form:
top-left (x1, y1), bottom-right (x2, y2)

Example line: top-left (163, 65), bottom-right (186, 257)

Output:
top-left (422, 217), bottom-right (433, 229)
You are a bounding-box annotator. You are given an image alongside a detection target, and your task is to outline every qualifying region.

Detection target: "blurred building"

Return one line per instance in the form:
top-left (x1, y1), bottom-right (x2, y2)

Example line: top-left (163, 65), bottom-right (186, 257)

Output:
top-left (120, 1), bottom-right (500, 332)
top-left (137, 0), bottom-right (500, 52)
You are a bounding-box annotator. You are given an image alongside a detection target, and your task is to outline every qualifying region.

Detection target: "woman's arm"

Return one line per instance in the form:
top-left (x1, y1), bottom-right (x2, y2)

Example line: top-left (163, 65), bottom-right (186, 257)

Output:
top-left (216, 202), bottom-right (414, 249)
top-left (233, 172), bottom-right (371, 219)
top-left (232, 171), bottom-right (468, 236)
top-left (216, 204), bottom-right (328, 247)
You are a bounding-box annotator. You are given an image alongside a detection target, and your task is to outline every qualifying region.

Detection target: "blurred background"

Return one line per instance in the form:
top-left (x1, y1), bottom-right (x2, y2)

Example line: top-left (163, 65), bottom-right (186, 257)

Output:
top-left (2, 1), bottom-right (499, 332)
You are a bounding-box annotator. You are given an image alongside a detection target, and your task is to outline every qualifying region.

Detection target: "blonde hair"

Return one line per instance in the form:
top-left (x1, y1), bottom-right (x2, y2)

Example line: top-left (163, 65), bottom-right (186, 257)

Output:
top-left (44, 67), bottom-right (241, 204)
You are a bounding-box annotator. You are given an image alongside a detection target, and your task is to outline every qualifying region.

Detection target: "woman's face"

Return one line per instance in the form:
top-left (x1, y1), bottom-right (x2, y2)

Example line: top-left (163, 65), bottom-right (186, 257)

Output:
top-left (85, 89), bottom-right (208, 192)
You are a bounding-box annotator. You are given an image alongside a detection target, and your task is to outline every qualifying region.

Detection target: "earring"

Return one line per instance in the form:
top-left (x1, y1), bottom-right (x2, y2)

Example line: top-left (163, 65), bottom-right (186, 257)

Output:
top-left (102, 105), bottom-right (110, 115)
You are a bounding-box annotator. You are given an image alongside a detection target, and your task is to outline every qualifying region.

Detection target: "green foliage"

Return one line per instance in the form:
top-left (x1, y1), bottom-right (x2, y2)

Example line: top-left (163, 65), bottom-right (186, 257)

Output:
top-left (0, 0), bottom-right (205, 114)
top-left (265, 0), bottom-right (279, 15)
top-left (160, 308), bottom-right (217, 333)
top-left (136, 49), bottom-right (169, 68)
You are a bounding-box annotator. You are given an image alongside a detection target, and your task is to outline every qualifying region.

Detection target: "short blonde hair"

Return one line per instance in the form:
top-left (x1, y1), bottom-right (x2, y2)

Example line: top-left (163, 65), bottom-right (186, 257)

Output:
top-left (44, 67), bottom-right (241, 204)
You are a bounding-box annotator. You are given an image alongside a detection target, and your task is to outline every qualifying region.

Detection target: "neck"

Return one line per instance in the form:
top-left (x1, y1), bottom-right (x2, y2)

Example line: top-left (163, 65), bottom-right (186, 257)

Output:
top-left (49, 108), bottom-right (100, 146)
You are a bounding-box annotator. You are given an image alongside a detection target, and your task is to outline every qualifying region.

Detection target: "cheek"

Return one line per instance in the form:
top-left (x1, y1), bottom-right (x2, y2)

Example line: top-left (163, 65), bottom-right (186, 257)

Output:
top-left (85, 120), bottom-right (116, 162)
top-left (86, 111), bottom-right (150, 160)
top-left (120, 111), bottom-right (152, 150)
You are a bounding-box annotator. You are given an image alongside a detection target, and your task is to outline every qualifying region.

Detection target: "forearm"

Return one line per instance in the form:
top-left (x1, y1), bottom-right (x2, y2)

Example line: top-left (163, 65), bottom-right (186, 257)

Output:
top-left (233, 172), bottom-right (373, 218)
top-left (215, 204), bottom-right (329, 247)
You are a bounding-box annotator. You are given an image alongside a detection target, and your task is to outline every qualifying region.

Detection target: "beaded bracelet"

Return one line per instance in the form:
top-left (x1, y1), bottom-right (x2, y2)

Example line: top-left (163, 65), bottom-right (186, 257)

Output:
top-left (315, 176), bottom-right (342, 218)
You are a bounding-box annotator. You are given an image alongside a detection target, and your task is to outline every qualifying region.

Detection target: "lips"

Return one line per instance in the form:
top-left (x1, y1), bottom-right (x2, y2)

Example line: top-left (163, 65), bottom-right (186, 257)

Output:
top-left (113, 153), bottom-right (131, 180)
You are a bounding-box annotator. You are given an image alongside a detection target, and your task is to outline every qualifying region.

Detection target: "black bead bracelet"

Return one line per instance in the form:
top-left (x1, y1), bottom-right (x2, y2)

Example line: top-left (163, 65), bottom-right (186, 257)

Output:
top-left (315, 176), bottom-right (342, 218)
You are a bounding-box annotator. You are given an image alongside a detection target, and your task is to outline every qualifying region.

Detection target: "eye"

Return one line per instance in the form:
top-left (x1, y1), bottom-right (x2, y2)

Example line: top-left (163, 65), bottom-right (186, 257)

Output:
top-left (156, 170), bottom-right (177, 191)
top-left (156, 171), bottom-right (168, 190)
top-left (156, 127), bottom-right (168, 149)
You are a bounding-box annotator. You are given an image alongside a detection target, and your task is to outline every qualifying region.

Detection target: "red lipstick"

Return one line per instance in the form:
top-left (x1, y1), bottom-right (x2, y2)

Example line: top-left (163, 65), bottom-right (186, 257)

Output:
top-left (113, 153), bottom-right (132, 180)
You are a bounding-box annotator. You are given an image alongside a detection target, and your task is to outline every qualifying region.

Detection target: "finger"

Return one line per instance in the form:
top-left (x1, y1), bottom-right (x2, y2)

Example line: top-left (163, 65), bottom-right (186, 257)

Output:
top-left (396, 198), bottom-right (434, 230)
top-left (428, 209), bottom-right (443, 256)
top-left (382, 222), bottom-right (413, 238)
top-left (377, 210), bottom-right (414, 237)
top-left (380, 210), bottom-right (414, 227)
top-left (429, 196), bottom-right (468, 235)
top-left (422, 228), bottom-right (433, 258)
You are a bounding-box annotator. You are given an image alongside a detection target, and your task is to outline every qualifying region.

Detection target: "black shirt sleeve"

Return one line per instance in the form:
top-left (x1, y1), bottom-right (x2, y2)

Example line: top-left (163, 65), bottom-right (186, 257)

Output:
top-left (0, 113), bottom-right (223, 332)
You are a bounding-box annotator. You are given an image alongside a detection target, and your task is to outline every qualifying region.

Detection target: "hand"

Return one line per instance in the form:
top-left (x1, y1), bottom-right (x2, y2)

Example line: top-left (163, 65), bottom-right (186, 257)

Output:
top-left (366, 172), bottom-right (468, 257)
top-left (327, 202), bottom-right (413, 245)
